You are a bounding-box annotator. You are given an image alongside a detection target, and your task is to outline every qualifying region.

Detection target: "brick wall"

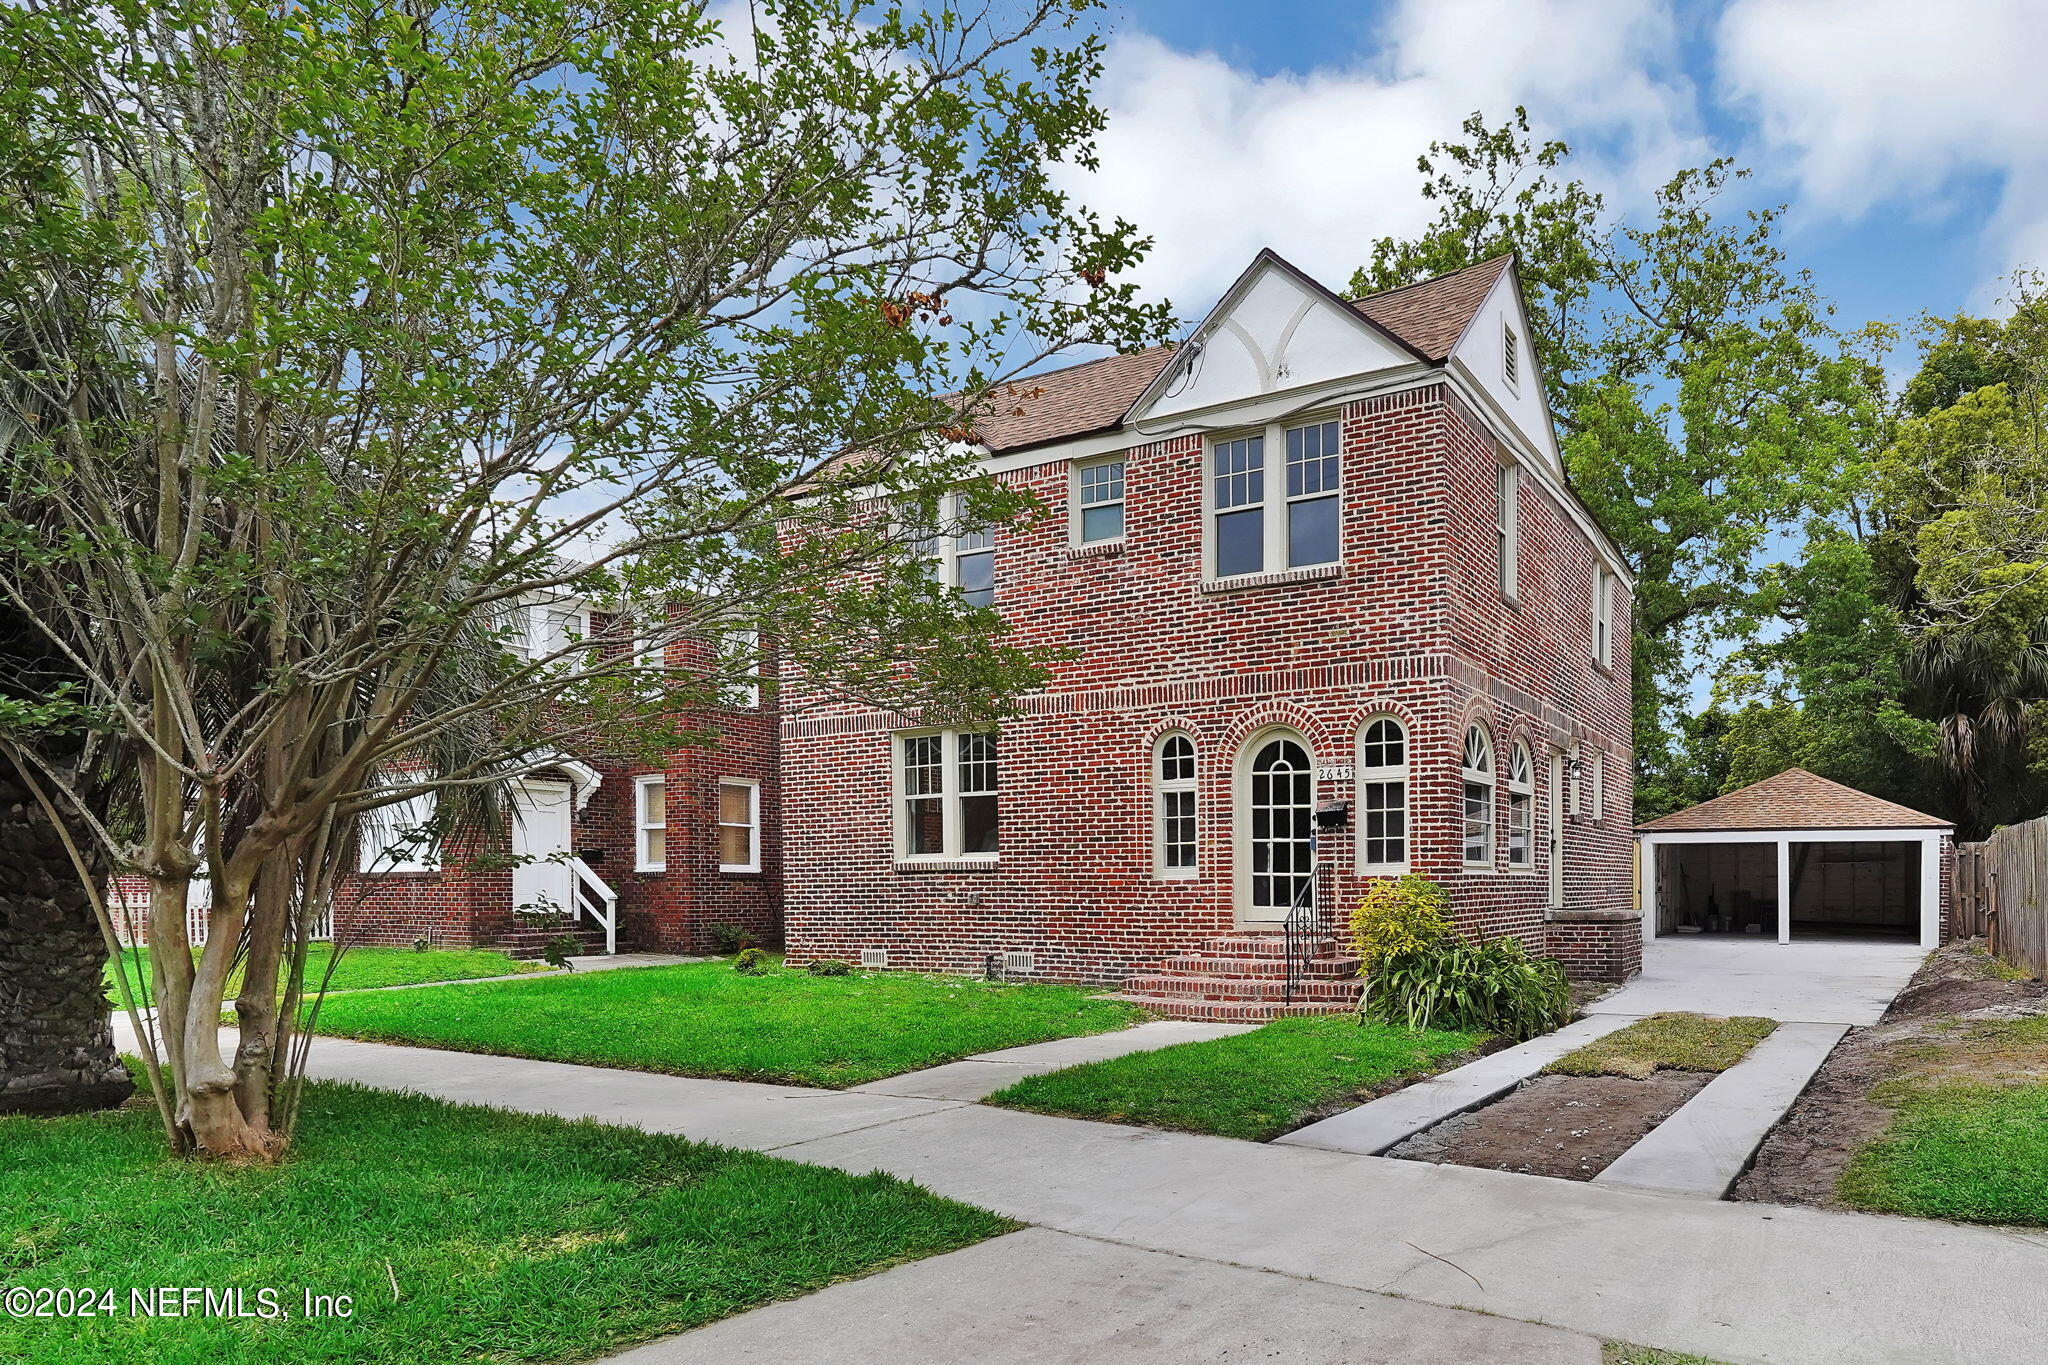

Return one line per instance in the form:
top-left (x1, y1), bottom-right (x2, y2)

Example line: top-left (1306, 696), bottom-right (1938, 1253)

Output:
top-left (782, 381), bottom-right (1637, 984)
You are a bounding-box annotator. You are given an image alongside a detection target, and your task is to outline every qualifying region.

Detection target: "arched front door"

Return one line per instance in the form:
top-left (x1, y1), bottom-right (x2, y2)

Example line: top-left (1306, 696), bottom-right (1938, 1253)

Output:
top-left (1240, 734), bottom-right (1314, 923)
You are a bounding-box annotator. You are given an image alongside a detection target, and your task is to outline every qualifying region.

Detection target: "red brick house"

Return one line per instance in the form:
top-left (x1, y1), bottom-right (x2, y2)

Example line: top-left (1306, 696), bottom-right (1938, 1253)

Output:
top-left (777, 251), bottom-right (1642, 1017)
top-left (135, 253), bottom-right (1636, 1002)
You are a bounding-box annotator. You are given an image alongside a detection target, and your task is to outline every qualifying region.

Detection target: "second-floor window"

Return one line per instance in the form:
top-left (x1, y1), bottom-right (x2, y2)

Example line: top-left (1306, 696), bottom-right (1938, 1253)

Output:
top-left (1497, 463), bottom-right (1519, 601)
top-left (923, 494), bottom-right (996, 607)
top-left (1075, 458), bottom-right (1125, 543)
top-left (1593, 564), bottom-right (1613, 667)
top-left (1210, 419), bottom-right (1342, 578)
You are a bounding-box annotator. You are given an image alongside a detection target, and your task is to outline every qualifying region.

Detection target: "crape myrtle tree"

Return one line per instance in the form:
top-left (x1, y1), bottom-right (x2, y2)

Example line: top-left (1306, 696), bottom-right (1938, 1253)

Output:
top-left (1353, 111), bottom-right (1882, 817)
top-left (0, 0), bottom-right (1170, 1159)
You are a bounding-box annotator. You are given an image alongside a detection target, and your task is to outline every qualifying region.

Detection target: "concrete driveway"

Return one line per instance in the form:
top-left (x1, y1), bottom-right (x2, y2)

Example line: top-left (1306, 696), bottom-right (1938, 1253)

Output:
top-left (1585, 936), bottom-right (1926, 1025)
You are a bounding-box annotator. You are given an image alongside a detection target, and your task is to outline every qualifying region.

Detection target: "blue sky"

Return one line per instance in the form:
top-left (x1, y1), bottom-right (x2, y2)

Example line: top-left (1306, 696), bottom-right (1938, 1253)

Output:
top-left (1055, 0), bottom-right (2047, 342)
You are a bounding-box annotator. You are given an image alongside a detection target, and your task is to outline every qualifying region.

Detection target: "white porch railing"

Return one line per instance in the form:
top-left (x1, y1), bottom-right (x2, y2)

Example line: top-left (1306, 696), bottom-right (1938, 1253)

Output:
top-left (568, 855), bottom-right (618, 955)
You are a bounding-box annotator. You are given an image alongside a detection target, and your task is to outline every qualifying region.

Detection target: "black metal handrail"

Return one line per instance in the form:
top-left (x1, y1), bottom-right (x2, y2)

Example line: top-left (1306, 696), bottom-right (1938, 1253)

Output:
top-left (1281, 851), bottom-right (1318, 1006)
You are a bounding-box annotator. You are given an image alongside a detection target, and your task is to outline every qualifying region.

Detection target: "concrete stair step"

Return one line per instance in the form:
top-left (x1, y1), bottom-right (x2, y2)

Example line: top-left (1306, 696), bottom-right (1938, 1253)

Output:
top-left (1158, 953), bottom-right (1362, 979)
top-left (1113, 992), bottom-right (1361, 1023)
top-left (1124, 973), bottom-right (1363, 1003)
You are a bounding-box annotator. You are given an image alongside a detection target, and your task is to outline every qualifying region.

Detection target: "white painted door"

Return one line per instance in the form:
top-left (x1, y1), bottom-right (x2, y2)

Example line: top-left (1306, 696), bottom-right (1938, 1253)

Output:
top-left (511, 780), bottom-right (574, 919)
top-left (1547, 750), bottom-right (1565, 909)
top-left (1241, 736), bottom-right (1315, 923)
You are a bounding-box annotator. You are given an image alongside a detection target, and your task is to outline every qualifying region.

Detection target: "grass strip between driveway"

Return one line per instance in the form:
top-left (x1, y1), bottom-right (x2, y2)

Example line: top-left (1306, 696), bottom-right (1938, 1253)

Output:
top-left (1546, 1012), bottom-right (1777, 1080)
top-left (987, 1015), bottom-right (1479, 1141)
top-left (109, 944), bottom-right (542, 1003)
top-left (0, 1077), bottom-right (1012, 1365)
top-left (308, 959), bottom-right (1144, 1088)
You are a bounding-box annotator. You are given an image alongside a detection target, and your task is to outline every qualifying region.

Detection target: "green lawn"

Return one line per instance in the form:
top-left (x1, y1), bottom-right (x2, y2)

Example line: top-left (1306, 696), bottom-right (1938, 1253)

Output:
top-left (108, 944), bottom-right (541, 1004)
top-left (988, 1015), bottom-right (1479, 1141)
top-left (0, 1078), bottom-right (1010, 1365)
top-left (309, 961), bottom-right (1144, 1089)
top-left (1838, 1079), bottom-right (2048, 1226)
top-left (1547, 1013), bottom-right (1777, 1080)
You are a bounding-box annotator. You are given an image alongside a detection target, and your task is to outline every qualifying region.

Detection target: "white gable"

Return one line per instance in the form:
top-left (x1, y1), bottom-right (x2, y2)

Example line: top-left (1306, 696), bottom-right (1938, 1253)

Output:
top-left (1448, 267), bottom-right (1562, 473)
top-left (1129, 256), bottom-right (1418, 427)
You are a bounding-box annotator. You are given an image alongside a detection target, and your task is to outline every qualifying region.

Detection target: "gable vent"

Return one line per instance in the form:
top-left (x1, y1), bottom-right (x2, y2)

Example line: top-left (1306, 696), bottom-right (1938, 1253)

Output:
top-left (1002, 951), bottom-right (1036, 975)
top-left (860, 948), bottom-right (888, 968)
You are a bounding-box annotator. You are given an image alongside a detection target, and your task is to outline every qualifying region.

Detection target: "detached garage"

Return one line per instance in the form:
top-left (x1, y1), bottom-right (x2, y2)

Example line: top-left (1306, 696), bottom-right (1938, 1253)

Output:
top-left (1637, 768), bottom-right (1954, 951)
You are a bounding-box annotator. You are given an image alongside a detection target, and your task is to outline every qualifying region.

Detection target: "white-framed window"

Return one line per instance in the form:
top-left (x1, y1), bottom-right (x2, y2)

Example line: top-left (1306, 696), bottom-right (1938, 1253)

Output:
top-left (634, 775), bottom-right (666, 871)
top-left (895, 730), bottom-right (998, 859)
top-left (1593, 564), bottom-right (1613, 668)
top-left (922, 493), bottom-right (996, 608)
top-left (633, 609), bottom-right (666, 695)
top-left (1074, 457), bottom-right (1125, 544)
top-left (718, 778), bottom-right (760, 872)
top-left (1462, 725), bottom-right (1494, 868)
top-left (1507, 743), bottom-right (1533, 869)
top-left (1153, 733), bottom-right (1197, 876)
top-left (1208, 418), bottom-right (1341, 578)
top-left (719, 626), bottom-right (761, 708)
top-left (1503, 323), bottom-right (1520, 393)
top-left (1497, 463), bottom-right (1519, 601)
top-left (503, 594), bottom-right (589, 664)
top-left (358, 791), bottom-right (440, 873)
top-left (1357, 716), bottom-right (1407, 870)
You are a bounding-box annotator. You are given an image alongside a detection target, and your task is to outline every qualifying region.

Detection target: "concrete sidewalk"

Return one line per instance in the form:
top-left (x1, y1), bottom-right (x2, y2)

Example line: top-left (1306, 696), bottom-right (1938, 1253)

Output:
top-left (295, 1033), bottom-right (2048, 1365)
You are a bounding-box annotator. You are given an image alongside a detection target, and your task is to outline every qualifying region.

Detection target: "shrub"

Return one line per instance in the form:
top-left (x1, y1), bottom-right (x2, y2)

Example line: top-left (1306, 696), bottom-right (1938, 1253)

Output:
top-left (704, 922), bottom-right (755, 955)
top-left (806, 958), bottom-right (852, 977)
top-left (1350, 874), bottom-right (1452, 971)
top-left (731, 947), bottom-right (772, 975)
top-left (1364, 934), bottom-right (1571, 1043)
top-left (540, 935), bottom-right (582, 972)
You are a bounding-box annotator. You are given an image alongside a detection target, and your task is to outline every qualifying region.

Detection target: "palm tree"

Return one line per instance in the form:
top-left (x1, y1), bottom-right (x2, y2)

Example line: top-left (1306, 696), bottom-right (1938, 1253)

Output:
top-left (1906, 621), bottom-right (2048, 838)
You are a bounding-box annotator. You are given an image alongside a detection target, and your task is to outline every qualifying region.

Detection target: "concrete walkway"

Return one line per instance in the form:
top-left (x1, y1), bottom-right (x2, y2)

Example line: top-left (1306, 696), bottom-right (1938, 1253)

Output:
top-left (604, 1227), bottom-right (1603, 1364)
top-left (294, 1034), bottom-right (2048, 1364)
top-left (1276, 1013), bottom-right (1639, 1156)
top-left (849, 1020), bottom-right (1253, 1101)
top-left (1586, 937), bottom-right (1926, 1025)
top-left (1597, 1022), bottom-right (1850, 1198)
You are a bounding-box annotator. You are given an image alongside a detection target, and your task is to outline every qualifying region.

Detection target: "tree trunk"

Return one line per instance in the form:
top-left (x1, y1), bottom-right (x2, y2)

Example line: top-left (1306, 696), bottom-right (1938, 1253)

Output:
top-left (0, 768), bottom-right (133, 1115)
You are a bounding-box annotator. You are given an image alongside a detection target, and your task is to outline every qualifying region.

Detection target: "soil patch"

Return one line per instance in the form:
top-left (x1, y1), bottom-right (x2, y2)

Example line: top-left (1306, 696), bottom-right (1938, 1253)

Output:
top-left (1734, 939), bottom-right (2048, 1208)
top-left (1388, 1071), bottom-right (1710, 1180)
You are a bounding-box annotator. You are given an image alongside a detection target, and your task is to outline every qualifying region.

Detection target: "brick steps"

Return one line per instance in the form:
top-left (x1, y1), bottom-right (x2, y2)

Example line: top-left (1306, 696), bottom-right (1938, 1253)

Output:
top-left (1115, 931), bottom-right (1363, 1022)
top-left (498, 924), bottom-right (610, 960)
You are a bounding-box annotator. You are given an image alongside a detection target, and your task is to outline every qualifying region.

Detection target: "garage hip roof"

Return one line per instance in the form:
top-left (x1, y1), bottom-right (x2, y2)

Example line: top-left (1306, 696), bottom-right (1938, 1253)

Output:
top-left (1636, 767), bottom-right (1952, 834)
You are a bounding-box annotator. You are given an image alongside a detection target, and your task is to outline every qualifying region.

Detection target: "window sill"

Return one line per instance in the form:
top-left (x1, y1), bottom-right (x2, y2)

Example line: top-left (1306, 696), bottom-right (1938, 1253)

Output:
top-left (894, 856), bottom-right (1001, 874)
top-left (1067, 539), bottom-right (1126, 560)
top-left (719, 865), bottom-right (763, 876)
top-left (635, 865), bottom-right (667, 875)
top-left (1200, 562), bottom-right (1342, 595)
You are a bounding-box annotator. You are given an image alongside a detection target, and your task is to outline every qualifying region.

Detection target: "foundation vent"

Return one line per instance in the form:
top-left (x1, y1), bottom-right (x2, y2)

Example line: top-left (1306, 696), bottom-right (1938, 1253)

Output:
top-left (1002, 951), bottom-right (1036, 975)
top-left (860, 948), bottom-right (888, 968)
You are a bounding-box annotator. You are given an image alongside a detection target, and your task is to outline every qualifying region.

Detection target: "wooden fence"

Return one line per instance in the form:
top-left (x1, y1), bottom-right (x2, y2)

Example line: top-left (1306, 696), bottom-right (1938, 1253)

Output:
top-left (1959, 815), bottom-right (2048, 975)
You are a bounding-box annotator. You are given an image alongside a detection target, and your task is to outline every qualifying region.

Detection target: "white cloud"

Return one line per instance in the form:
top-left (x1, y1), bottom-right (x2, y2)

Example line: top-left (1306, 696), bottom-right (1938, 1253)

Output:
top-left (1062, 0), bottom-right (1704, 315)
top-left (1717, 0), bottom-right (2048, 295)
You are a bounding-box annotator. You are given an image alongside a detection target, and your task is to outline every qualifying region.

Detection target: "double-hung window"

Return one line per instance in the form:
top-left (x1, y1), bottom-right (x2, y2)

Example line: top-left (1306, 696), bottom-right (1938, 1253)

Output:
top-left (1075, 458), bottom-right (1125, 544)
top-left (718, 778), bottom-right (760, 872)
top-left (1462, 726), bottom-right (1494, 868)
top-left (718, 626), bottom-right (761, 708)
top-left (1210, 419), bottom-right (1342, 578)
top-left (1593, 564), bottom-right (1613, 667)
top-left (504, 595), bottom-right (588, 665)
top-left (1507, 744), bottom-right (1533, 868)
top-left (896, 730), bottom-right (999, 859)
top-left (922, 494), bottom-right (997, 608)
top-left (359, 791), bottom-right (440, 873)
top-left (1153, 735), bottom-right (1197, 876)
top-left (1358, 717), bottom-right (1407, 869)
top-left (634, 775), bottom-right (666, 871)
top-left (1497, 463), bottom-right (1519, 600)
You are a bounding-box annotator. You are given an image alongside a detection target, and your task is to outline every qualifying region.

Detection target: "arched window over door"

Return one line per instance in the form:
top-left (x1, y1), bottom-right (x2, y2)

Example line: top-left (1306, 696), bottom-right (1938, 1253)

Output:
top-left (1244, 734), bottom-right (1314, 919)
